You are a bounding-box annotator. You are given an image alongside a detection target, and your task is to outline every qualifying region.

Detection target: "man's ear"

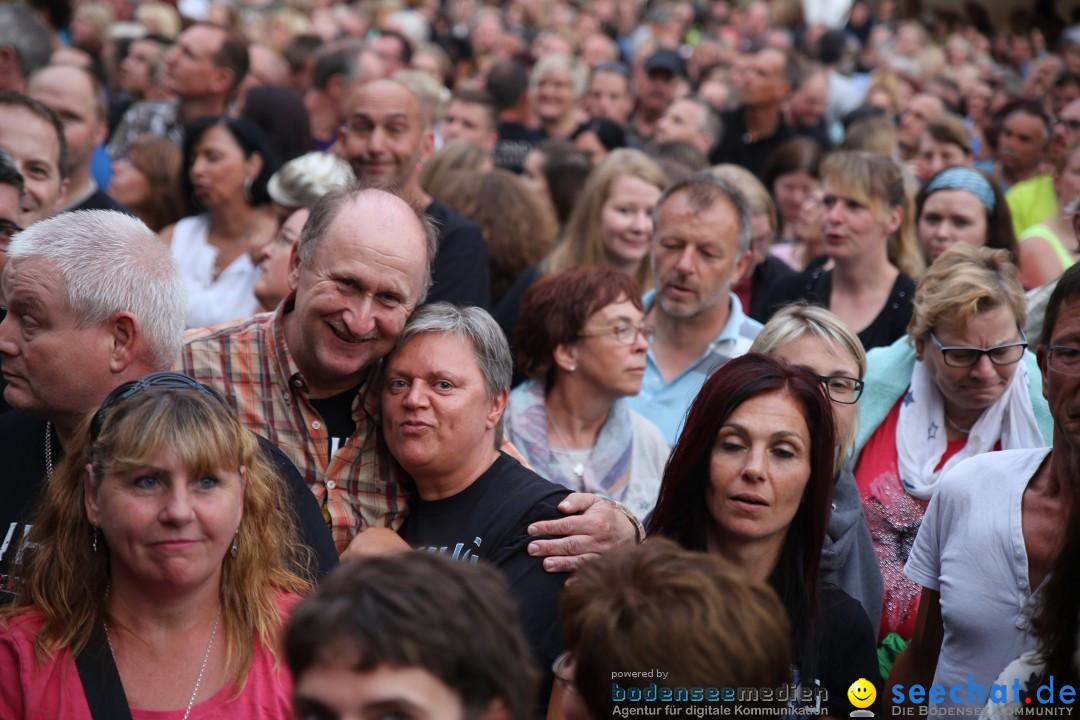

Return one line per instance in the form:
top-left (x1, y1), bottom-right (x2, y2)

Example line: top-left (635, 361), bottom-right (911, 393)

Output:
top-left (287, 241), bottom-right (302, 291)
top-left (107, 311), bottom-right (140, 373)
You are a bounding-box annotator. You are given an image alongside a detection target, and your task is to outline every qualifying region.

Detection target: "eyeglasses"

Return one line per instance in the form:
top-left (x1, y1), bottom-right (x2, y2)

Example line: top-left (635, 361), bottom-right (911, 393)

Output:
top-left (1045, 344), bottom-right (1080, 375)
top-left (1054, 117), bottom-right (1080, 133)
top-left (579, 323), bottom-right (655, 346)
top-left (929, 330), bottom-right (1027, 368)
top-left (90, 372), bottom-right (229, 443)
top-left (552, 652), bottom-right (578, 694)
top-left (816, 375), bottom-right (864, 404)
top-left (0, 219), bottom-right (22, 248)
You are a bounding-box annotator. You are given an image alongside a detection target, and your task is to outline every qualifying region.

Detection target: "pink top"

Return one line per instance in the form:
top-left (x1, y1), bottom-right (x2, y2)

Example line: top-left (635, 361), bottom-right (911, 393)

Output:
top-left (0, 599), bottom-right (298, 720)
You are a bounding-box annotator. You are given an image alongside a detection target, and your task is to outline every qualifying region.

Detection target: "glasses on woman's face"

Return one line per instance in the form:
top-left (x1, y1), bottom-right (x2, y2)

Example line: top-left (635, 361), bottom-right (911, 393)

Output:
top-left (579, 323), bottom-right (655, 346)
top-left (929, 329), bottom-right (1027, 368)
top-left (552, 651), bottom-right (578, 694)
top-left (815, 375), bottom-right (864, 404)
top-left (1044, 344), bottom-right (1080, 375)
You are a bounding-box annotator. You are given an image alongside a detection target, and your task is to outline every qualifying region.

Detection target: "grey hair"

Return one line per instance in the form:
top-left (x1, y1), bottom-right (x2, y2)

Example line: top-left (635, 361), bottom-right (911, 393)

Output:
top-left (0, 5), bottom-right (51, 81)
top-left (296, 186), bottom-right (439, 302)
top-left (0, 148), bottom-right (24, 195)
top-left (652, 171), bottom-right (753, 256)
top-left (8, 210), bottom-right (186, 370)
top-left (267, 152), bottom-right (355, 210)
top-left (531, 53), bottom-right (589, 99)
top-left (395, 303), bottom-right (512, 403)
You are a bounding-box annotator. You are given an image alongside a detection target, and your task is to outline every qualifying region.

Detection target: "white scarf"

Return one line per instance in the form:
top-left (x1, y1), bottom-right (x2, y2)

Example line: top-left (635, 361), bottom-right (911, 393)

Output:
top-left (896, 359), bottom-right (1042, 500)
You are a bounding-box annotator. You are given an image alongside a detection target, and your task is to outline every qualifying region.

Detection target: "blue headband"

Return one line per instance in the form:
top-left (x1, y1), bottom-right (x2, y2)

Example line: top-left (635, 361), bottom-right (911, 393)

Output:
top-left (923, 167), bottom-right (996, 214)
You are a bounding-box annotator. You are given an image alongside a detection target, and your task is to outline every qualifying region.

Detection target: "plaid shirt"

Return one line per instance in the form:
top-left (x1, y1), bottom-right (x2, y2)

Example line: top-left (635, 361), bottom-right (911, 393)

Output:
top-left (178, 300), bottom-right (408, 554)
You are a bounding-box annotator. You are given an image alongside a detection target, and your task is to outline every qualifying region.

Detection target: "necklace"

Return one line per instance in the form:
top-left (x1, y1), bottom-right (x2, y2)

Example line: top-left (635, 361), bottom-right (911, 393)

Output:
top-left (44, 422), bottom-right (54, 480)
top-left (104, 607), bottom-right (222, 720)
top-left (943, 414), bottom-right (974, 434)
top-left (547, 416), bottom-right (590, 478)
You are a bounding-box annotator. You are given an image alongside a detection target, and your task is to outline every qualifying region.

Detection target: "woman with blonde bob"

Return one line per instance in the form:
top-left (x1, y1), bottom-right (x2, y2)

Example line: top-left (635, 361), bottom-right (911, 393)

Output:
top-left (0, 374), bottom-right (312, 719)
top-left (531, 53), bottom-right (588, 139)
top-left (750, 304), bottom-right (882, 636)
top-left (496, 149), bottom-right (667, 340)
top-left (762, 150), bottom-right (924, 351)
top-left (853, 244), bottom-right (1051, 645)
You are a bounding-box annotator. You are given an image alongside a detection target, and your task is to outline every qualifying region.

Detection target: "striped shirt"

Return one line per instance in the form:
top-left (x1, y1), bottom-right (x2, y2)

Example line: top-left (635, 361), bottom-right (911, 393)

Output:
top-left (178, 301), bottom-right (408, 554)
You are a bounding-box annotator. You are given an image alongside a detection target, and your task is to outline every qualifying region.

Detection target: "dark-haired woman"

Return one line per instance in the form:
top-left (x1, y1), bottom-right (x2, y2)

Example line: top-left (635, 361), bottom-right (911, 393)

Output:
top-left (162, 116), bottom-right (281, 328)
top-left (649, 353), bottom-right (878, 716)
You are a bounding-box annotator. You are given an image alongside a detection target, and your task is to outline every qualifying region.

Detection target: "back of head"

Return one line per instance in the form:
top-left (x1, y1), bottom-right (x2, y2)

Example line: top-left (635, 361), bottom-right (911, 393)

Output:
top-left (0, 5), bottom-right (52, 85)
top-left (419, 139), bottom-right (492, 201)
top-left (8, 210), bottom-right (185, 370)
top-left (535, 138), bottom-right (591, 228)
top-left (908, 243), bottom-right (1025, 341)
top-left (241, 86), bottom-right (312, 164)
top-left (286, 553), bottom-right (539, 720)
top-left (562, 538), bottom-right (792, 717)
top-left (437, 169), bottom-right (557, 301)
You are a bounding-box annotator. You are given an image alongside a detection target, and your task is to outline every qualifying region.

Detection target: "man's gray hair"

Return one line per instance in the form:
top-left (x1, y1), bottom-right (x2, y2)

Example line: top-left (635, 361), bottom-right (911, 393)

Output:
top-left (8, 210), bottom-right (186, 370)
top-left (297, 185), bottom-right (439, 302)
top-left (652, 171), bottom-right (753, 256)
top-left (0, 5), bottom-right (51, 82)
top-left (395, 303), bottom-right (512, 402)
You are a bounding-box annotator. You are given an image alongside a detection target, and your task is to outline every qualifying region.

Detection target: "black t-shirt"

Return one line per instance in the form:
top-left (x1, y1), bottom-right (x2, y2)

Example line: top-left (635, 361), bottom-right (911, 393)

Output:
top-left (794, 585), bottom-right (881, 717)
top-left (399, 452), bottom-right (571, 693)
top-left (0, 410), bottom-right (338, 603)
top-left (425, 199), bottom-right (491, 310)
top-left (309, 385), bottom-right (359, 460)
top-left (493, 121), bottom-right (544, 173)
top-left (760, 266), bottom-right (916, 351)
top-left (709, 108), bottom-right (798, 180)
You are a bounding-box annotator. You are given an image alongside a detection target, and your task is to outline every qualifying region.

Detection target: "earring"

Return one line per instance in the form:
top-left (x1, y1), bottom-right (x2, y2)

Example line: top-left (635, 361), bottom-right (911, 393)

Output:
top-left (230, 533), bottom-right (238, 558)
top-left (243, 177), bottom-right (254, 204)
top-left (92, 527), bottom-right (98, 553)
top-left (568, 365), bottom-right (576, 373)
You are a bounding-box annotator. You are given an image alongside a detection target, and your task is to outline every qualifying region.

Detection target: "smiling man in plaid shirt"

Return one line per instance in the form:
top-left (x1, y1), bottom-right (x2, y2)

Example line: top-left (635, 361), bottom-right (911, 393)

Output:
top-left (180, 185), bottom-right (638, 561)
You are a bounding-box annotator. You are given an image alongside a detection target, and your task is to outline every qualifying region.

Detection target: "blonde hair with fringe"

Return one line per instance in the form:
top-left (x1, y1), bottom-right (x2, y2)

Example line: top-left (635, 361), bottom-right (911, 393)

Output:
top-left (3, 388), bottom-right (312, 690)
top-left (546, 148), bottom-right (668, 289)
top-left (907, 243), bottom-right (1026, 341)
top-left (821, 150), bottom-right (925, 279)
top-left (750, 304), bottom-right (867, 459)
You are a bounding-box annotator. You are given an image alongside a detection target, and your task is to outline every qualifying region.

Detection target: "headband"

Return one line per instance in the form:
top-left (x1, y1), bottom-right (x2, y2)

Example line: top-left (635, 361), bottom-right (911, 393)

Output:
top-left (923, 167), bottom-right (996, 214)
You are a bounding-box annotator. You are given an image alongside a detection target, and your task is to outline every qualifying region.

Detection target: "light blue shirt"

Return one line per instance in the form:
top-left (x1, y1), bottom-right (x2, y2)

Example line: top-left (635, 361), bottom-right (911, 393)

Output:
top-left (627, 292), bottom-right (762, 444)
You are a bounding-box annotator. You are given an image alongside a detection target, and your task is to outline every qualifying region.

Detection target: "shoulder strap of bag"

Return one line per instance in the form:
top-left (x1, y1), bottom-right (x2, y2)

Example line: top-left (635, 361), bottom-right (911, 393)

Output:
top-left (74, 627), bottom-right (135, 720)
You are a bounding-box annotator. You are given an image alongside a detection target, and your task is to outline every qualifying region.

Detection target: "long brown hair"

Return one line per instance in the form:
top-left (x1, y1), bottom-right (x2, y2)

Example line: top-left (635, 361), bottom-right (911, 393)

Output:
top-left (125, 133), bottom-right (184, 232)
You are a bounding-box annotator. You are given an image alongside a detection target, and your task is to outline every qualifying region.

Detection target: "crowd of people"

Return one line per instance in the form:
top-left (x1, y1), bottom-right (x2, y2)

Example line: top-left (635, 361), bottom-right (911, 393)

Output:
top-left (1, 0), bottom-right (1080, 717)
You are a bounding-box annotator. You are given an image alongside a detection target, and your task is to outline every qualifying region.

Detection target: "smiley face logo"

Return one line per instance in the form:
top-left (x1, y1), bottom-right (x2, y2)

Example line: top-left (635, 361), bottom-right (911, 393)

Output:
top-left (848, 678), bottom-right (876, 709)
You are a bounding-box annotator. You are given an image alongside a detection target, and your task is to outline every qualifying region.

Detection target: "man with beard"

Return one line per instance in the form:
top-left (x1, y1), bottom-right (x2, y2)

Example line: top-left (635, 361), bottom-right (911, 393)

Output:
top-left (626, 172), bottom-right (762, 444)
top-left (340, 77), bottom-right (490, 309)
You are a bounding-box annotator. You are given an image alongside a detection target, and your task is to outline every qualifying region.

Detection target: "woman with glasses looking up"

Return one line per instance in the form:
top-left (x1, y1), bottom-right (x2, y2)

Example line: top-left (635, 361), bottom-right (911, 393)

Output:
top-left (750, 304), bottom-right (883, 638)
top-left (853, 244), bottom-right (1052, 648)
top-left (506, 267), bottom-right (670, 521)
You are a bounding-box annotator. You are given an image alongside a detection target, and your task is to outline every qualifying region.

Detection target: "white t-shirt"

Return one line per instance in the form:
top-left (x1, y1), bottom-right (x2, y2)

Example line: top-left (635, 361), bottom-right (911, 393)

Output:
top-left (904, 447), bottom-right (1050, 707)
